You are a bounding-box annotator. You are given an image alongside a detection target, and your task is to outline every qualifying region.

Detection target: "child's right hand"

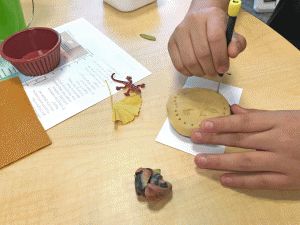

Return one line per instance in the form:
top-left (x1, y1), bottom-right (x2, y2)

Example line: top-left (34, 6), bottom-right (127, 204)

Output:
top-left (168, 7), bottom-right (247, 77)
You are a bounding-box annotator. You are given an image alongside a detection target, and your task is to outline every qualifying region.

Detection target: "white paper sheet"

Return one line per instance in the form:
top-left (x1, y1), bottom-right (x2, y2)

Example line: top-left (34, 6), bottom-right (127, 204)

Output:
top-left (156, 76), bottom-right (243, 155)
top-left (19, 18), bottom-right (151, 130)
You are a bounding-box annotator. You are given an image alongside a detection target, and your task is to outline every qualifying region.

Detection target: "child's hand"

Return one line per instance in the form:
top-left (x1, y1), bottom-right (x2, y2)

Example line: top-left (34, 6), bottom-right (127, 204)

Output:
top-left (168, 7), bottom-right (246, 77)
top-left (192, 104), bottom-right (300, 190)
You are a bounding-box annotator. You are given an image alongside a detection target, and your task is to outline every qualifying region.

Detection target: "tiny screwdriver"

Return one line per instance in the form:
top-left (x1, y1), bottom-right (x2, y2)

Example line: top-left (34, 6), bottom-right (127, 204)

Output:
top-left (217, 0), bottom-right (242, 93)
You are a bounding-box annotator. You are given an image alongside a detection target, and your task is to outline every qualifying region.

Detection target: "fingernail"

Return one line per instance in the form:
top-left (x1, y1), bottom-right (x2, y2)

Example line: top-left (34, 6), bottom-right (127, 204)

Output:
top-left (232, 35), bottom-right (238, 43)
top-left (218, 66), bottom-right (228, 74)
top-left (195, 155), bottom-right (207, 167)
top-left (237, 43), bottom-right (242, 53)
top-left (204, 121), bottom-right (214, 129)
top-left (222, 176), bottom-right (233, 186)
top-left (194, 131), bottom-right (202, 141)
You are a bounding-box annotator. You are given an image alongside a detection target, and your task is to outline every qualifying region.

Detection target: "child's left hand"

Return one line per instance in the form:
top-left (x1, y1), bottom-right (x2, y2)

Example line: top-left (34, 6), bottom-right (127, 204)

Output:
top-left (192, 104), bottom-right (300, 189)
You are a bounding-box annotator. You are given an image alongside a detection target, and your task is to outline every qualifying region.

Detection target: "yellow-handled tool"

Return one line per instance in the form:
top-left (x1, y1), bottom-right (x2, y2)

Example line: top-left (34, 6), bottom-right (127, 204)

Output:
top-left (217, 0), bottom-right (242, 93)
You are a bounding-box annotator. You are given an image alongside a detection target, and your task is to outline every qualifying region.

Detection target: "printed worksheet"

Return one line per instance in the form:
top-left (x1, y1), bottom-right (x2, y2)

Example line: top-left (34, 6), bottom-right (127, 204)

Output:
top-left (1, 18), bottom-right (151, 130)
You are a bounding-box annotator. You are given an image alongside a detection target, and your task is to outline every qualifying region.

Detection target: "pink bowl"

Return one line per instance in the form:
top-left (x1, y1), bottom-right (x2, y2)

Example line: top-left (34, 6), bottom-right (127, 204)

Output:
top-left (0, 27), bottom-right (61, 76)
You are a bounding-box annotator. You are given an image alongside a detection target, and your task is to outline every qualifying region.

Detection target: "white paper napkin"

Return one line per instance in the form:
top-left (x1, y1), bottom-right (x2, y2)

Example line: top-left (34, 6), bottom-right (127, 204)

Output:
top-left (156, 76), bottom-right (243, 155)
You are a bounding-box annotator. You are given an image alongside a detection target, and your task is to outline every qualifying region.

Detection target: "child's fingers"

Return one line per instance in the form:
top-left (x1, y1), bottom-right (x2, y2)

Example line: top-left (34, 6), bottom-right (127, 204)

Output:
top-left (206, 14), bottom-right (229, 74)
top-left (168, 38), bottom-right (193, 77)
top-left (220, 172), bottom-right (290, 189)
top-left (197, 112), bottom-right (276, 134)
top-left (190, 23), bottom-right (213, 77)
top-left (230, 104), bottom-right (265, 114)
top-left (228, 31), bottom-right (247, 58)
top-left (175, 30), bottom-right (206, 77)
top-left (194, 151), bottom-right (280, 172)
top-left (191, 130), bottom-right (273, 150)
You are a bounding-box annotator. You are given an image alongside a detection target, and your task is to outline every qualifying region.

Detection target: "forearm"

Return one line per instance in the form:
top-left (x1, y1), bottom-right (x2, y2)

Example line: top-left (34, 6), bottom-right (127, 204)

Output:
top-left (188, 0), bottom-right (231, 13)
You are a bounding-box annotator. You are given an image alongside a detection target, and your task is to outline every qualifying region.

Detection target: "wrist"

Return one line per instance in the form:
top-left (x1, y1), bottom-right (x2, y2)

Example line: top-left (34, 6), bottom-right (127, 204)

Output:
top-left (188, 0), bottom-right (230, 14)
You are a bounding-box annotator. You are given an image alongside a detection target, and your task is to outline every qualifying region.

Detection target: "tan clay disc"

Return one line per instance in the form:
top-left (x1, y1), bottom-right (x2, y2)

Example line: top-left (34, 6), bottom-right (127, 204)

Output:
top-left (166, 88), bottom-right (230, 137)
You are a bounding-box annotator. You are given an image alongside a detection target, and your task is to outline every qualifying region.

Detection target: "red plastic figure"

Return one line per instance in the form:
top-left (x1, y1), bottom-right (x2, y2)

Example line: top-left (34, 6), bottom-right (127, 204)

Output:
top-left (111, 73), bottom-right (145, 96)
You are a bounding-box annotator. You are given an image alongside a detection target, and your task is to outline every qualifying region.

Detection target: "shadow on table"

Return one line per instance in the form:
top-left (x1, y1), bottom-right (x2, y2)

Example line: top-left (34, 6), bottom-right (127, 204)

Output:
top-left (234, 189), bottom-right (300, 201)
top-left (137, 191), bottom-right (173, 211)
top-left (195, 167), bottom-right (300, 201)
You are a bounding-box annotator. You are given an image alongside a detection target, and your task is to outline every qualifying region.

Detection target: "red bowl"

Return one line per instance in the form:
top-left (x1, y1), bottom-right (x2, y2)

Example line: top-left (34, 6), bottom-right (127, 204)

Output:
top-left (0, 27), bottom-right (61, 76)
